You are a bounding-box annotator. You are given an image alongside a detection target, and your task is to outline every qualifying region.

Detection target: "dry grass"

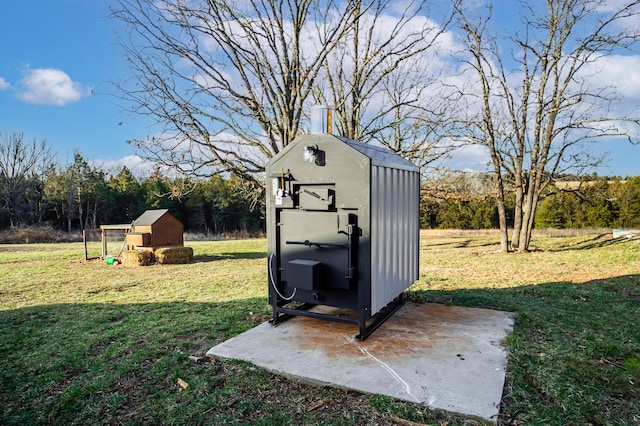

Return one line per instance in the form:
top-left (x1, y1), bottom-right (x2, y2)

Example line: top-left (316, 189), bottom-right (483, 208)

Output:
top-left (1, 232), bottom-right (639, 425)
top-left (414, 230), bottom-right (639, 290)
top-left (420, 227), bottom-right (612, 238)
top-left (0, 225), bottom-right (80, 243)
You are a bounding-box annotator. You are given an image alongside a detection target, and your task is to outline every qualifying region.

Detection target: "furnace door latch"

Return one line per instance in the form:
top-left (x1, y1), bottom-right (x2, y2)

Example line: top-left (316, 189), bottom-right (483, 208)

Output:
top-left (285, 240), bottom-right (349, 249)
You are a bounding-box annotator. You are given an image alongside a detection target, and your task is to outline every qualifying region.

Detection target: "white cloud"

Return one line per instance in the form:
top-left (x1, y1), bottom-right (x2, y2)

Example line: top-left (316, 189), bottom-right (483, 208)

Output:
top-left (0, 77), bottom-right (10, 90)
top-left (17, 68), bottom-right (86, 106)
top-left (444, 144), bottom-right (492, 172)
top-left (91, 155), bottom-right (156, 178)
top-left (583, 54), bottom-right (640, 99)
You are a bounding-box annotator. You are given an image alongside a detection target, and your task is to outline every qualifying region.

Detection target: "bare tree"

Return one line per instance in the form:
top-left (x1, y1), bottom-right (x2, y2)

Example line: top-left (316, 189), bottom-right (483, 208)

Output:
top-left (375, 67), bottom-right (464, 171)
top-left (313, 0), bottom-right (462, 169)
top-left (110, 0), bottom-right (356, 186)
top-left (0, 131), bottom-right (54, 227)
top-left (454, 0), bottom-right (640, 252)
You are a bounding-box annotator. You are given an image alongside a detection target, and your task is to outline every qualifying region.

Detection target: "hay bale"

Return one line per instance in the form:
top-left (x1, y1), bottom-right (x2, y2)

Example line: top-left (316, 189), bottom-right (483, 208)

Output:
top-left (154, 246), bottom-right (193, 264)
top-left (122, 249), bottom-right (152, 266)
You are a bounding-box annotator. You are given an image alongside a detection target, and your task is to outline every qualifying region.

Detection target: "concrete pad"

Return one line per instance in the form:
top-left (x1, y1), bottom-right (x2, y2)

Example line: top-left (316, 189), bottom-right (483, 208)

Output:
top-left (207, 303), bottom-right (514, 422)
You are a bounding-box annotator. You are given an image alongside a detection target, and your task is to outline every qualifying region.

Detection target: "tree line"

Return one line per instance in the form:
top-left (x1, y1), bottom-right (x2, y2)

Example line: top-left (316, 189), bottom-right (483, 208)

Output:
top-left (3, 132), bottom-right (639, 234)
top-left (422, 172), bottom-right (640, 230)
top-left (0, 132), bottom-right (262, 234)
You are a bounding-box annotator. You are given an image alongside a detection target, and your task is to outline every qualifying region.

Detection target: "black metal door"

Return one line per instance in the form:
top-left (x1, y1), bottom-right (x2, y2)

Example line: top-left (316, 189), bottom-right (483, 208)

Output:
top-left (279, 210), bottom-right (357, 291)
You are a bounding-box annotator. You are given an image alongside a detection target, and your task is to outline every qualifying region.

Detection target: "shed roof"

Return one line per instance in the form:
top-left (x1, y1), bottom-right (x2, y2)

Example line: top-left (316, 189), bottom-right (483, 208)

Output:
top-left (337, 136), bottom-right (419, 172)
top-left (133, 209), bottom-right (174, 226)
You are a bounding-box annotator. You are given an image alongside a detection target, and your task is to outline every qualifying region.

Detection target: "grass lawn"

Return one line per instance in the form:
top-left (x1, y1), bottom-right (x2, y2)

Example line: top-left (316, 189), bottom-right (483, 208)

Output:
top-left (0, 231), bottom-right (639, 425)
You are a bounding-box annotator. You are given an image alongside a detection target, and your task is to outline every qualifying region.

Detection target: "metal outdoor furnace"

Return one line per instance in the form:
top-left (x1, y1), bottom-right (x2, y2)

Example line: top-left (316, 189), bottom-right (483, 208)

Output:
top-left (267, 114), bottom-right (420, 340)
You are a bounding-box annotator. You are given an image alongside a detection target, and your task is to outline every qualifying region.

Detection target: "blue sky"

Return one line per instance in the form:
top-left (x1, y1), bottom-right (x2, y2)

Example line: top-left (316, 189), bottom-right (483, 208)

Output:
top-left (1, 0), bottom-right (639, 177)
top-left (0, 0), bottom-right (148, 173)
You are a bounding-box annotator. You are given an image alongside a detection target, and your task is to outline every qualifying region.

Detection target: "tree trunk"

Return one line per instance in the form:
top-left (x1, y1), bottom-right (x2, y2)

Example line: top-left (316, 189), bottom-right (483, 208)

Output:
top-left (511, 172), bottom-right (525, 250)
top-left (496, 188), bottom-right (509, 253)
top-left (490, 155), bottom-right (509, 252)
top-left (519, 167), bottom-right (546, 252)
top-left (93, 200), bottom-right (98, 229)
top-left (67, 190), bottom-right (73, 233)
top-left (78, 200), bottom-right (84, 233)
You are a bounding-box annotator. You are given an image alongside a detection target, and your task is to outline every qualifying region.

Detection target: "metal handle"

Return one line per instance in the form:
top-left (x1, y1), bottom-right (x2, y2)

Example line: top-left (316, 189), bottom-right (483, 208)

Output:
top-left (285, 240), bottom-right (349, 249)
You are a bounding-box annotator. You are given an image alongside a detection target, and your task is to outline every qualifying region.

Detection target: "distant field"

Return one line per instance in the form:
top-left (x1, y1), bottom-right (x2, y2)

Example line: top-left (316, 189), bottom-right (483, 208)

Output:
top-left (0, 232), bottom-right (638, 425)
top-left (416, 229), bottom-right (638, 288)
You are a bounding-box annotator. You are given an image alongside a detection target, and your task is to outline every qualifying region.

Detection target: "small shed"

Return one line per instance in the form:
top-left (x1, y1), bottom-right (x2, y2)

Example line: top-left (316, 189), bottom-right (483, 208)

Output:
top-left (126, 209), bottom-right (184, 249)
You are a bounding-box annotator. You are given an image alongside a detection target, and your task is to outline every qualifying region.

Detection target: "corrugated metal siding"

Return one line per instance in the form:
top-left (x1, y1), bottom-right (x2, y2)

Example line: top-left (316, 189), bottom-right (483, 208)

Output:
top-left (370, 165), bottom-right (420, 314)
